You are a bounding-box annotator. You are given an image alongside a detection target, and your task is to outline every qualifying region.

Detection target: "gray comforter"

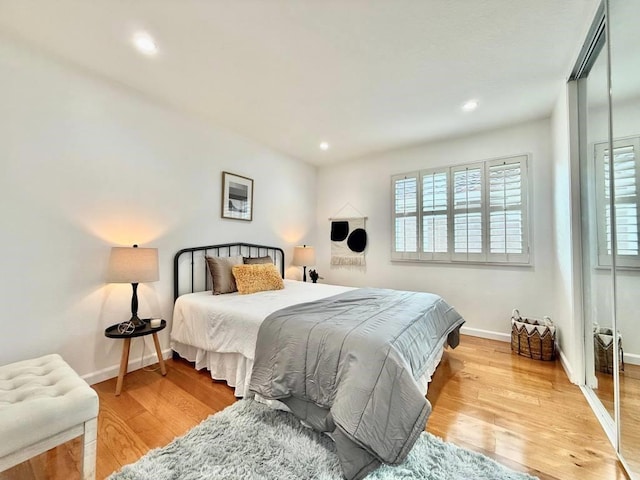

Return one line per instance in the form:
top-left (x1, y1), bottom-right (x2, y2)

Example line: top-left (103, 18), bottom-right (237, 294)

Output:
top-left (249, 288), bottom-right (464, 480)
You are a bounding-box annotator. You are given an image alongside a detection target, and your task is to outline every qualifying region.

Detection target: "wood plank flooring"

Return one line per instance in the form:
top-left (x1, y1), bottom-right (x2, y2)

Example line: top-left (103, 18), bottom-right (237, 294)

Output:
top-left (0, 335), bottom-right (629, 479)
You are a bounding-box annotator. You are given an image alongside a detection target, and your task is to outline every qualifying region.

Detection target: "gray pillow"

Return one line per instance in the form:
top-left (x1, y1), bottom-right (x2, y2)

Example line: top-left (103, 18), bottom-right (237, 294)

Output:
top-left (243, 255), bottom-right (273, 265)
top-left (205, 255), bottom-right (244, 294)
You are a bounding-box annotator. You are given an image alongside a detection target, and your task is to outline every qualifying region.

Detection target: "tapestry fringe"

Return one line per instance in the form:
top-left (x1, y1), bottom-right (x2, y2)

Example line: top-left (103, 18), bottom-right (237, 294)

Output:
top-left (331, 256), bottom-right (366, 266)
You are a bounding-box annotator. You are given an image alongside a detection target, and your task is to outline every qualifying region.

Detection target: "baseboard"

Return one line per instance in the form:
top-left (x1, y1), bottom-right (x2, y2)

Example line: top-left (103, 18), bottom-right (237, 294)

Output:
top-left (460, 326), bottom-right (510, 343)
top-left (558, 347), bottom-right (578, 384)
top-left (624, 352), bottom-right (640, 366)
top-left (82, 348), bottom-right (173, 386)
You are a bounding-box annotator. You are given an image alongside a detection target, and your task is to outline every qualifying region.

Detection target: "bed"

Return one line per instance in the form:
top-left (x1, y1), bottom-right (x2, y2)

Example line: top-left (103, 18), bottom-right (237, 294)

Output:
top-left (171, 242), bottom-right (464, 479)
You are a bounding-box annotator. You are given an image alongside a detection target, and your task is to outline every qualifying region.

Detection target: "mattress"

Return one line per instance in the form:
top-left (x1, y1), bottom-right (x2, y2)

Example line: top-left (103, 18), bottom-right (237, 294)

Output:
top-left (171, 280), bottom-right (446, 397)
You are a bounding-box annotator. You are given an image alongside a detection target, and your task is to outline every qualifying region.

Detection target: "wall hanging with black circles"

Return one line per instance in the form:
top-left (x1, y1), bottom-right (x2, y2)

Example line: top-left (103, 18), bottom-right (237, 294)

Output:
top-left (330, 217), bottom-right (367, 266)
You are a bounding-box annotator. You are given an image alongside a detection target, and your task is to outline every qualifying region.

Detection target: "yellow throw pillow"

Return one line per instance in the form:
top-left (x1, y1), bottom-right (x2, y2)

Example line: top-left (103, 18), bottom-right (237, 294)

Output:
top-left (232, 263), bottom-right (284, 295)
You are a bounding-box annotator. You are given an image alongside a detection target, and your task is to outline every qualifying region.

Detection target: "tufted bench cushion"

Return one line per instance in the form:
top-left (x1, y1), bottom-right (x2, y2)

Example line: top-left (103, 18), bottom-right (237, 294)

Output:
top-left (0, 354), bottom-right (98, 459)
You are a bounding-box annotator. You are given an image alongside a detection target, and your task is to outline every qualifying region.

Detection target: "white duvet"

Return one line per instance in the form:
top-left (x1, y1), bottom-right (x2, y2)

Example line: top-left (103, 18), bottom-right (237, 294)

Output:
top-left (170, 280), bottom-right (355, 360)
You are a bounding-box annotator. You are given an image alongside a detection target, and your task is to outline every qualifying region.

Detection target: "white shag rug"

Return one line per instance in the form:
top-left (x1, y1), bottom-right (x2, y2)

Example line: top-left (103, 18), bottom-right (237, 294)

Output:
top-left (108, 399), bottom-right (538, 480)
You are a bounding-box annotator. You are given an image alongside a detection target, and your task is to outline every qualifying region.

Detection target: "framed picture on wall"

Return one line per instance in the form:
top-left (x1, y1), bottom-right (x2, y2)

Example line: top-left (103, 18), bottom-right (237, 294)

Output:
top-left (221, 171), bottom-right (254, 221)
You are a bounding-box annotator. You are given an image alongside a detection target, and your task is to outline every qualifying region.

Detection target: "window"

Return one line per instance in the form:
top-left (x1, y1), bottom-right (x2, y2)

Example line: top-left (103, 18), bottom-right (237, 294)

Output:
top-left (392, 154), bottom-right (530, 264)
top-left (595, 137), bottom-right (640, 267)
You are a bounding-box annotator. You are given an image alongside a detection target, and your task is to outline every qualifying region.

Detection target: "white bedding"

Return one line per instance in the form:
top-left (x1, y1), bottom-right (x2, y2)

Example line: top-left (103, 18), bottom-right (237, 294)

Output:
top-left (171, 280), bottom-right (355, 358)
top-left (171, 280), bottom-right (356, 395)
top-left (170, 280), bottom-right (445, 397)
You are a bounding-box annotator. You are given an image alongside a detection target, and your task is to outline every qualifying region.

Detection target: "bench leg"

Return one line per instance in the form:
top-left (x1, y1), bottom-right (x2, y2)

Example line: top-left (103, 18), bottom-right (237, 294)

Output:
top-left (81, 418), bottom-right (97, 480)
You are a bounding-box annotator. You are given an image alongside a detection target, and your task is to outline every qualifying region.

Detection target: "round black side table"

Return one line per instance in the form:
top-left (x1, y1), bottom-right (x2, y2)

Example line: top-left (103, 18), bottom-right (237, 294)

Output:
top-left (104, 319), bottom-right (167, 396)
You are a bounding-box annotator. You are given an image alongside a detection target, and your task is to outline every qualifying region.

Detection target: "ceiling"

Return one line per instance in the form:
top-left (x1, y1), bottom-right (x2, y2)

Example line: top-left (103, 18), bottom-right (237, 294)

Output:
top-left (0, 1), bottom-right (599, 166)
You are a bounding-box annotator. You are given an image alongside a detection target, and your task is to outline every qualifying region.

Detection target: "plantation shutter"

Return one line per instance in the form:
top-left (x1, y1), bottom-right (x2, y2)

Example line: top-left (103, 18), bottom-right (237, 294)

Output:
top-left (421, 169), bottom-right (449, 260)
top-left (451, 164), bottom-right (485, 261)
top-left (486, 156), bottom-right (529, 263)
top-left (391, 154), bottom-right (530, 265)
top-left (391, 173), bottom-right (419, 260)
top-left (596, 138), bottom-right (640, 267)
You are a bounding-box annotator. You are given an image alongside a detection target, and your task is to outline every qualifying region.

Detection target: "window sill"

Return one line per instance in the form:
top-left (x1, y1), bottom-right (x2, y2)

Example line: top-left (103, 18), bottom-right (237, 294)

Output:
top-left (594, 265), bottom-right (640, 272)
top-left (390, 258), bottom-right (532, 268)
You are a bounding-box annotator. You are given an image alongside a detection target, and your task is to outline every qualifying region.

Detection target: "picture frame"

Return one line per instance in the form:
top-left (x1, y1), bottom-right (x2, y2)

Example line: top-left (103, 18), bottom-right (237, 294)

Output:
top-left (221, 171), bottom-right (254, 221)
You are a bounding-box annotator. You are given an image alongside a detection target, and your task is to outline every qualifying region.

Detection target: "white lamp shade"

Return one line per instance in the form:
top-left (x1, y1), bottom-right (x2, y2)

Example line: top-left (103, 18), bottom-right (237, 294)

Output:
top-left (107, 246), bottom-right (159, 283)
top-left (292, 245), bottom-right (316, 266)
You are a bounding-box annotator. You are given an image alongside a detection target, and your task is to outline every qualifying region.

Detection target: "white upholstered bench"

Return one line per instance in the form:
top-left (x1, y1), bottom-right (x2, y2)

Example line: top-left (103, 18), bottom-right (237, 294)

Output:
top-left (0, 354), bottom-right (99, 479)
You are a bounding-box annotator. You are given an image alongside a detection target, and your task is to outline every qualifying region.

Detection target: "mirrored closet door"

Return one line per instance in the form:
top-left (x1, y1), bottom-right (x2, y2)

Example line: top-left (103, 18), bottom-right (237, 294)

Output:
top-left (609, 0), bottom-right (640, 474)
top-left (576, 1), bottom-right (639, 477)
top-left (576, 12), bottom-right (615, 425)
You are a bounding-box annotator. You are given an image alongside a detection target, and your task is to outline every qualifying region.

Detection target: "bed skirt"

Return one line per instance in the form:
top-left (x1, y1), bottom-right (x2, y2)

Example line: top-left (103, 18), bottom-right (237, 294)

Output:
top-left (171, 341), bottom-right (253, 397)
top-left (171, 340), bottom-right (444, 399)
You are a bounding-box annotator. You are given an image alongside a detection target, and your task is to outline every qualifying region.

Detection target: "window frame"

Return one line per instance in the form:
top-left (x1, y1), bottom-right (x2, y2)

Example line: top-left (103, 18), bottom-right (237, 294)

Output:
top-left (391, 154), bottom-right (531, 266)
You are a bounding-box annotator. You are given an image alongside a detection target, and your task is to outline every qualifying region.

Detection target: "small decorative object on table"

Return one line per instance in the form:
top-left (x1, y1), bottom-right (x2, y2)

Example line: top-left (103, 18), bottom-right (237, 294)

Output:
top-left (117, 321), bottom-right (135, 335)
top-left (593, 325), bottom-right (624, 374)
top-left (309, 269), bottom-right (320, 283)
top-left (510, 308), bottom-right (556, 361)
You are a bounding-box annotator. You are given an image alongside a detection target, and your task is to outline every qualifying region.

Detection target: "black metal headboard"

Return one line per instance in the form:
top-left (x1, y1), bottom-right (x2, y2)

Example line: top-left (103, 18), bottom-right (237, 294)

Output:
top-left (173, 242), bottom-right (285, 301)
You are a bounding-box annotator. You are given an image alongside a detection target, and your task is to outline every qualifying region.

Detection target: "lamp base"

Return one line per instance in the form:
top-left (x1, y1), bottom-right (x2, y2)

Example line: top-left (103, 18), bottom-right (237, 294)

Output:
top-left (129, 283), bottom-right (146, 329)
top-left (129, 315), bottom-right (146, 330)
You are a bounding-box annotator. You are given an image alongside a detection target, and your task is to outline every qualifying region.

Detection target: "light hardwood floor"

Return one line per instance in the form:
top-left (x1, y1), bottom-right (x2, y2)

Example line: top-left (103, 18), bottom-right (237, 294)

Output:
top-left (0, 335), bottom-right (630, 479)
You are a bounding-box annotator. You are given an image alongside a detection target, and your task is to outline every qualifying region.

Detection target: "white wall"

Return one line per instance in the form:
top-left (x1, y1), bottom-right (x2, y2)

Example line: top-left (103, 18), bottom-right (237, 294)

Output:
top-left (0, 37), bottom-right (316, 381)
top-left (316, 119), bottom-right (557, 338)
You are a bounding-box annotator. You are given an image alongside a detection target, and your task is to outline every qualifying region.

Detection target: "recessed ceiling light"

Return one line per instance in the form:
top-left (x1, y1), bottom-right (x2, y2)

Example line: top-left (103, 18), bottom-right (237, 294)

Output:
top-left (319, 142), bottom-right (330, 151)
top-left (132, 32), bottom-right (158, 56)
top-left (462, 99), bottom-right (479, 112)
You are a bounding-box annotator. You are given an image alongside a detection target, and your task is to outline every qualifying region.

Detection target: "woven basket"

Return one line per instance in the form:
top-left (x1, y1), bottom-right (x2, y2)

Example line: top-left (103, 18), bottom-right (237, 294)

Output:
top-left (593, 327), bottom-right (624, 374)
top-left (510, 309), bottom-right (556, 361)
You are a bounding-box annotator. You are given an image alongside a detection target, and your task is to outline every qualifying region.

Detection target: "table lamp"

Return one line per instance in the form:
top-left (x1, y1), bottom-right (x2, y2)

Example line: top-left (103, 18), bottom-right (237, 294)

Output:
top-left (292, 245), bottom-right (316, 282)
top-left (107, 244), bottom-right (159, 329)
